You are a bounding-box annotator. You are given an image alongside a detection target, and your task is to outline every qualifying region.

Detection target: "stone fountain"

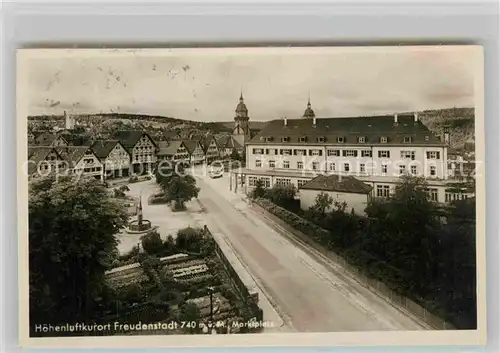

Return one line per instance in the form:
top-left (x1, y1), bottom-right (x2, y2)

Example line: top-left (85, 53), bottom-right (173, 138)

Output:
top-left (125, 196), bottom-right (156, 234)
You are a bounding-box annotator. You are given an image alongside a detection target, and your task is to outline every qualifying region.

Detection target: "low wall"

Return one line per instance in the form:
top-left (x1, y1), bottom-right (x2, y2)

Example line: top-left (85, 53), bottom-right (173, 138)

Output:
top-left (203, 225), bottom-right (263, 322)
top-left (251, 199), bottom-right (454, 330)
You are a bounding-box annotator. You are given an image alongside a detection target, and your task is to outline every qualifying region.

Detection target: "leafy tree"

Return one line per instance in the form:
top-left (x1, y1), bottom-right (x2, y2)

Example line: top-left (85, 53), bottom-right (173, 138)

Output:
top-left (250, 179), bottom-right (267, 199)
top-left (309, 192), bottom-right (334, 215)
top-left (29, 176), bottom-right (129, 332)
top-left (264, 184), bottom-right (297, 208)
top-left (163, 174), bottom-right (200, 211)
top-left (175, 227), bottom-right (213, 254)
top-left (177, 303), bottom-right (202, 334)
top-left (141, 230), bottom-right (163, 255)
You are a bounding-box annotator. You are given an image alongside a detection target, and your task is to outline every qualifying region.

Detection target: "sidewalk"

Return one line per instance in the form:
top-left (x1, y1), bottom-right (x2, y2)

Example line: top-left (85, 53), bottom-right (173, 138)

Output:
top-left (205, 227), bottom-right (287, 333)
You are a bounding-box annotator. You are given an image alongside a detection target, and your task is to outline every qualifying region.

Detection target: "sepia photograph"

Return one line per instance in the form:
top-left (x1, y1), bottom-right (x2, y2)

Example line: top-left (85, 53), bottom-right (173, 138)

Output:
top-left (17, 46), bottom-right (485, 347)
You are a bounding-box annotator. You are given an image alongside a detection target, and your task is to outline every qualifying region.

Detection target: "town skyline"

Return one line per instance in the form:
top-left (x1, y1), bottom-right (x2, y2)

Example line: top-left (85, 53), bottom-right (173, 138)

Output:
top-left (27, 46), bottom-right (478, 121)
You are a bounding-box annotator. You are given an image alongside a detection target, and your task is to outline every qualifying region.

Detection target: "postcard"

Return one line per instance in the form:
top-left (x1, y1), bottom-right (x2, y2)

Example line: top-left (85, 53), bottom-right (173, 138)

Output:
top-left (17, 46), bottom-right (486, 348)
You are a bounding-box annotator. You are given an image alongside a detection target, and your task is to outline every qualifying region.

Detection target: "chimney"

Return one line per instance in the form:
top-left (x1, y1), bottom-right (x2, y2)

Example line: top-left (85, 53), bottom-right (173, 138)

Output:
top-left (414, 112), bottom-right (419, 123)
top-left (313, 117), bottom-right (317, 126)
top-left (283, 117), bottom-right (288, 126)
top-left (393, 113), bottom-right (398, 125)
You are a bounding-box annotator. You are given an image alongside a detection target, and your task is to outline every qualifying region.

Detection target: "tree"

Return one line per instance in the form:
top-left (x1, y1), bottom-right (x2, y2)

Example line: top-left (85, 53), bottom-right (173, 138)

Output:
top-left (141, 230), bottom-right (163, 255)
top-left (29, 176), bottom-right (129, 332)
top-left (163, 174), bottom-right (200, 211)
top-left (264, 184), bottom-right (297, 208)
top-left (250, 179), bottom-right (267, 199)
top-left (309, 192), bottom-right (334, 215)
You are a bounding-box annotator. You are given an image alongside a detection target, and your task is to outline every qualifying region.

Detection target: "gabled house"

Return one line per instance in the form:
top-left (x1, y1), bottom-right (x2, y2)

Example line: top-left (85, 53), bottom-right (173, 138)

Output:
top-left (91, 140), bottom-right (131, 179)
top-left (183, 140), bottom-right (205, 165)
top-left (156, 140), bottom-right (190, 165)
top-left (27, 146), bottom-right (67, 180)
top-left (201, 135), bottom-right (220, 163)
top-left (113, 130), bottom-right (157, 175)
top-left (55, 146), bottom-right (104, 181)
top-left (216, 135), bottom-right (244, 158)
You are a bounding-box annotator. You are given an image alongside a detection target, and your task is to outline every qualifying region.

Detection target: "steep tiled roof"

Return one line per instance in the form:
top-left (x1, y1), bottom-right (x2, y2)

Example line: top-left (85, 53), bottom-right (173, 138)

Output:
top-left (27, 146), bottom-right (57, 175)
top-left (91, 140), bottom-right (127, 160)
top-left (157, 140), bottom-right (183, 156)
top-left (249, 115), bottom-right (443, 146)
top-left (55, 146), bottom-right (91, 165)
top-left (64, 134), bottom-right (93, 146)
top-left (216, 135), bottom-right (243, 149)
top-left (300, 174), bottom-right (372, 194)
top-left (201, 135), bottom-right (217, 152)
top-left (182, 140), bottom-right (201, 154)
top-left (113, 130), bottom-right (157, 150)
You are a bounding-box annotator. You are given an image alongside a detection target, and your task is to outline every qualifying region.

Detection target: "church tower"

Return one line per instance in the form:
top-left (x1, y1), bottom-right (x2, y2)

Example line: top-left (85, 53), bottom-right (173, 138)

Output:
top-left (233, 92), bottom-right (250, 138)
top-left (302, 97), bottom-right (315, 118)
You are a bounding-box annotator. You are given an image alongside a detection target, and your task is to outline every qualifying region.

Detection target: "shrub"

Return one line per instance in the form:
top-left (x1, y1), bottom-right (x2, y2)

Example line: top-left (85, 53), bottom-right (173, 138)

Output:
top-left (113, 188), bottom-right (126, 198)
top-left (119, 245), bottom-right (140, 261)
top-left (141, 230), bottom-right (163, 255)
top-left (175, 227), bottom-right (213, 254)
top-left (128, 176), bottom-right (139, 183)
top-left (119, 185), bottom-right (130, 192)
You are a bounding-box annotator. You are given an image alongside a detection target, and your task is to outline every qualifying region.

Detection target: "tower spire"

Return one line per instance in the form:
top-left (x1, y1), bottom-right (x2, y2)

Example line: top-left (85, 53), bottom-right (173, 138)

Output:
top-left (240, 87), bottom-right (244, 101)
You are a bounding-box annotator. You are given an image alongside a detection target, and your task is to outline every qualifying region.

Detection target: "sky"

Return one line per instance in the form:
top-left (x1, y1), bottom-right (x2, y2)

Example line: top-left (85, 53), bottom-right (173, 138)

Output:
top-left (25, 46), bottom-right (480, 122)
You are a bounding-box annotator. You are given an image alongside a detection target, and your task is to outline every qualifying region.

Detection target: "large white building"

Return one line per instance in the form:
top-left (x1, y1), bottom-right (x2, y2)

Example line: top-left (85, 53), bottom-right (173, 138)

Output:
top-left (230, 101), bottom-right (472, 204)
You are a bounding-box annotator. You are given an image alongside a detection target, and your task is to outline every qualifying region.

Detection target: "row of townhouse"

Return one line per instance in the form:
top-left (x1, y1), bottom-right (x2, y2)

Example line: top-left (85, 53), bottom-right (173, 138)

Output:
top-left (230, 111), bottom-right (475, 209)
top-left (27, 129), bottom-right (246, 181)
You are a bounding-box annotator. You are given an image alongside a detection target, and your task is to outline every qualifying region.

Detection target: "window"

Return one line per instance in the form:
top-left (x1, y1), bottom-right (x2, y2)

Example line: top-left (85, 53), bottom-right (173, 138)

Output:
top-left (283, 161), bottom-right (290, 169)
top-left (403, 136), bottom-right (412, 143)
top-left (317, 136), bottom-right (325, 142)
top-left (312, 162), bottom-right (319, 170)
top-left (344, 163), bottom-right (350, 172)
top-left (360, 163), bottom-right (366, 173)
top-left (276, 178), bottom-right (292, 187)
top-left (297, 161), bottom-right (304, 169)
top-left (378, 150), bottom-right (390, 158)
top-left (255, 160), bottom-right (262, 168)
top-left (376, 185), bottom-right (391, 198)
top-left (327, 149), bottom-right (340, 156)
top-left (429, 166), bottom-right (437, 176)
top-left (411, 165), bottom-right (417, 175)
top-left (299, 136), bottom-right (307, 143)
top-left (399, 165), bottom-right (406, 175)
top-left (381, 164), bottom-right (388, 174)
top-left (337, 137), bottom-right (345, 143)
top-left (358, 137), bottom-right (366, 143)
top-left (425, 136), bottom-right (430, 141)
top-left (310, 149), bottom-right (322, 156)
top-left (294, 149), bottom-right (307, 156)
top-left (264, 137), bottom-right (273, 142)
top-left (281, 137), bottom-right (290, 142)
top-left (380, 137), bottom-right (388, 143)
top-left (249, 177), bottom-right (271, 188)
top-left (253, 148), bottom-right (263, 154)
top-left (400, 151), bottom-right (415, 160)
top-left (268, 161), bottom-right (275, 168)
top-left (329, 163), bottom-right (336, 171)
top-left (342, 150), bottom-right (358, 157)
top-left (280, 149), bottom-right (292, 155)
top-left (426, 151), bottom-right (441, 159)
top-left (427, 188), bottom-right (438, 202)
top-left (361, 150), bottom-right (372, 157)
top-left (267, 148), bottom-right (278, 155)
top-left (297, 180), bottom-right (308, 188)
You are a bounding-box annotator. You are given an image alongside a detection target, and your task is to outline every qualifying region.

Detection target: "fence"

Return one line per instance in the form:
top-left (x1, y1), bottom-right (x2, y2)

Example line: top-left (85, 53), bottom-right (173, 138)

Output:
top-left (251, 200), bottom-right (455, 330)
top-left (203, 225), bottom-right (263, 322)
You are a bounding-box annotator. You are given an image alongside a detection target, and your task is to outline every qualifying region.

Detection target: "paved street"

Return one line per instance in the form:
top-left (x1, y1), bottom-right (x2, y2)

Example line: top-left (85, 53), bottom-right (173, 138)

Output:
top-left (192, 169), bottom-right (429, 332)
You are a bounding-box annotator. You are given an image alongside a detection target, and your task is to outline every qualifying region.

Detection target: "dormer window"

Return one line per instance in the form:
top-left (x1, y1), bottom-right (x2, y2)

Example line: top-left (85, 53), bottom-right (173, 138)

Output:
top-left (281, 136), bottom-right (290, 142)
top-left (380, 136), bottom-right (388, 143)
top-left (317, 136), bottom-right (325, 143)
top-left (337, 137), bottom-right (345, 143)
top-left (403, 136), bottom-right (412, 143)
top-left (358, 137), bottom-right (366, 143)
top-left (299, 136), bottom-right (307, 143)
top-left (264, 136), bottom-right (273, 142)
top-left (425, 136), bottom-right (430, 142)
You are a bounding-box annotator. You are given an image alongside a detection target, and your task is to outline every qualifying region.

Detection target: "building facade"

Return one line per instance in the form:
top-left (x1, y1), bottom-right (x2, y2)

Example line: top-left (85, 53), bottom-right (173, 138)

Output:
top-left (231, 102), bottom-right (471, 204)
top-left (55, 146), bottom-right (104, 181)
top-left (27, 147), bottom-right (68, 180)
top-left (183, 140), bottom-right (206, 165)
top-left (91, 140), bottom-right (131, 179)
top-left (114, 131), bottom-right (157, 175)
